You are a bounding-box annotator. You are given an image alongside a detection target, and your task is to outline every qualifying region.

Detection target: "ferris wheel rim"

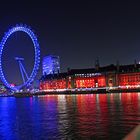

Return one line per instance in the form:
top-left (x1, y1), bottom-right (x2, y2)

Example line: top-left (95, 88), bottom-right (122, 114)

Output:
top-left (0, 24), bottom-right (40, 91)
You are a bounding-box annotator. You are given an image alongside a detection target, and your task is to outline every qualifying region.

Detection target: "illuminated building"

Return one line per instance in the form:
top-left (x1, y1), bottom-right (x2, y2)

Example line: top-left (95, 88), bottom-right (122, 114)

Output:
top-left (42, 55), bottom-right (60, 75)
top-left (40, 62), bottom-right (140, 91)
top-left (0, 81), bottom-right (7, 93)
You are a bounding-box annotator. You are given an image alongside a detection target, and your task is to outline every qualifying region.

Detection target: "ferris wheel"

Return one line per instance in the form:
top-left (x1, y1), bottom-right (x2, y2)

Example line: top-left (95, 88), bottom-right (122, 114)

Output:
top-left (0, 24), bottom-right (40, 91)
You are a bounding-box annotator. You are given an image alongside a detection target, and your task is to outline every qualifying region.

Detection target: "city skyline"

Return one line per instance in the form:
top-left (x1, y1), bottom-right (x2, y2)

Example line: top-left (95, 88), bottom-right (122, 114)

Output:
top-left (0, 0), bottom-right (140, 84)
top-left (0, 1), bottom-right (140, 140)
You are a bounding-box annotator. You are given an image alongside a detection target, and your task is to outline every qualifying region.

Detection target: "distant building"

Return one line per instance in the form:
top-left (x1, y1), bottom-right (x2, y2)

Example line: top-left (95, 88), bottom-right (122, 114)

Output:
top-left (42, 55), bottom-right (60, 75)
top-left (40, 61), bottom-right (140, 91)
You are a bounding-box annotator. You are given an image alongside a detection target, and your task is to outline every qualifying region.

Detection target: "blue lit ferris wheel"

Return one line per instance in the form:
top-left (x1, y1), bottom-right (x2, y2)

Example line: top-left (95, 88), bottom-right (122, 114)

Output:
top-left (0, 24), bottom-right (40, 91)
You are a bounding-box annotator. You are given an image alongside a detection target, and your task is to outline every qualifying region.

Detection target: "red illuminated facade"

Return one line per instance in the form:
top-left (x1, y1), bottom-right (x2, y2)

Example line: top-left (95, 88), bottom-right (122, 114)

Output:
top-left (40, 63), bottom-right (140, 91)
top-left (40, 79), bottom-right (66, 90)
top-left (75, 75), bottom-right (106, 88)
top-left (118, 73), bottom-right (140, 87)
top-left (75, 77), bottom-right (95, 88)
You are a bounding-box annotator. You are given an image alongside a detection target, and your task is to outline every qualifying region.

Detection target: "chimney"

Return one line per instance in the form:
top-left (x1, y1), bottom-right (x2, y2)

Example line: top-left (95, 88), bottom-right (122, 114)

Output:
top-left (116, 60), bottom-right (119, 71)
top-left (134, 59), bottom-right (137, 68)
top-left (67, 67), bottom-right (70, 73)
top-left (95, 57), bottom-right (100, 70)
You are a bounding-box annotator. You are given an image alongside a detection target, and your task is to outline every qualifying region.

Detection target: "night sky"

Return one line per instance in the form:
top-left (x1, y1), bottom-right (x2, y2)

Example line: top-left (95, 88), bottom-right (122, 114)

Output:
top-left (0, 0), bottom-right (140, 85)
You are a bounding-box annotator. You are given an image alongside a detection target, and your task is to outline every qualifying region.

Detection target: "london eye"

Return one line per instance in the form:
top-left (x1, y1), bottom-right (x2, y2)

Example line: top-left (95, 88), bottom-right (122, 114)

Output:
top-left (0, 24), bottom-right (40, 91)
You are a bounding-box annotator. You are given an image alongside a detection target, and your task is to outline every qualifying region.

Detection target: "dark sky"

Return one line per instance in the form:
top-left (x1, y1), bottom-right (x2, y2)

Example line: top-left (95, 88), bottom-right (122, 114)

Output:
top-left (0, 0), bottom-right (140, 85)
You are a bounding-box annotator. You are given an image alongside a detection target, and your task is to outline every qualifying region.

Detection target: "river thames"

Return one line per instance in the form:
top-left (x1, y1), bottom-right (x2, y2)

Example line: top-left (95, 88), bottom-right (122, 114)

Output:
top-left (0, 93), bottom-right (140, 140)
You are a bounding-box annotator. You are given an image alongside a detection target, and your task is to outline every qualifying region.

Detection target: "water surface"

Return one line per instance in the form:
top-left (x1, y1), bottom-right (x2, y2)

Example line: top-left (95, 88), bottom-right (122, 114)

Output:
top-left (0, 93), bottom-right (140, 140)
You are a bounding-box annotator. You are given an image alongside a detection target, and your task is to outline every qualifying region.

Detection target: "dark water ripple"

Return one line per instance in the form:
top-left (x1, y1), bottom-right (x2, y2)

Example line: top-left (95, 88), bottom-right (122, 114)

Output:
top-left (0, 93), bottom-right (140, 139)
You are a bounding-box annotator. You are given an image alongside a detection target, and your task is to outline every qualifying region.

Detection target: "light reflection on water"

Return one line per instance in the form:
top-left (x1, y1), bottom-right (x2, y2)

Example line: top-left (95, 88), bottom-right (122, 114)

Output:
top-left (0, 93), bottom-right (140, 139)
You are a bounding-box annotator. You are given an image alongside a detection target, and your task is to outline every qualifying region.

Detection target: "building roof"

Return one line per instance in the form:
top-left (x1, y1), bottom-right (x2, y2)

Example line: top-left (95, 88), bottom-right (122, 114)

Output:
top-left (40, 63), bottom-right (140, 81)
top-left (68, 64), bottom-right (140, 74)
top-left (40, 72), bottom-right (67, 81)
